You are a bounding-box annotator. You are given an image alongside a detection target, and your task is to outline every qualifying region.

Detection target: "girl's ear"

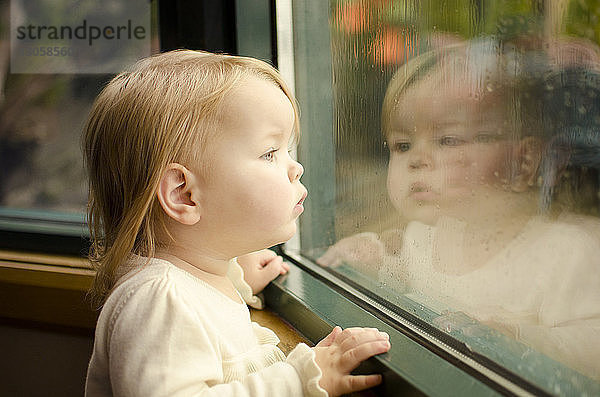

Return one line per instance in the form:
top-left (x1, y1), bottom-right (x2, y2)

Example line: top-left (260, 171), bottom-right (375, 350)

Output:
top-left (511, 136), bottom-right (542, 192)
top-left (156, 163), bottom-right (202, 225)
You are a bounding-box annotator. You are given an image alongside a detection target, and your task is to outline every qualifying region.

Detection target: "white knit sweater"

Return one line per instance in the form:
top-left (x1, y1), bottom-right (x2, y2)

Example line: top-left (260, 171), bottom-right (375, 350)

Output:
top-left (85, 257), bottom-right (327, 396)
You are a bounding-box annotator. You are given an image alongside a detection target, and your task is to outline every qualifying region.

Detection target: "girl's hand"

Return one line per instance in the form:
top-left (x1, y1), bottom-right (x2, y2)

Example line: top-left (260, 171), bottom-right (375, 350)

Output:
top-left (314, 326), bottom-right (391, 396)
top-left (316, 232), bottom-right (386, 277)
top-left (237, 249), bottom-right (289, 294)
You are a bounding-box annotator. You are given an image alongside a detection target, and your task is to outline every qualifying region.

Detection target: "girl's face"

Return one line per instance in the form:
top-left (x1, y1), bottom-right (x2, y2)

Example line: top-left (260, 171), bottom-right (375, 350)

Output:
top-left (386, 72), bottom-right (518, 225)
top-left (196, 76), bottom-right (307, 256)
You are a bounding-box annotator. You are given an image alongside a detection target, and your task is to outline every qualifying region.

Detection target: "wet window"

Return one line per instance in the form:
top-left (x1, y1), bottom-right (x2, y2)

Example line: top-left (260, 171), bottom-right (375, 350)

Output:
top-left (302, 0), bottom-right (600, 392)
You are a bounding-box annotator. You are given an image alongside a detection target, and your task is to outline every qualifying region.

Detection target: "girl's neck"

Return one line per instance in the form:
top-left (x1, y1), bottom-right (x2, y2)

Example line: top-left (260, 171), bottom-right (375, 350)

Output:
top-left (155, 250), bottom-right (226, 275)
top-left (155, 250), bottom-right (244, 304)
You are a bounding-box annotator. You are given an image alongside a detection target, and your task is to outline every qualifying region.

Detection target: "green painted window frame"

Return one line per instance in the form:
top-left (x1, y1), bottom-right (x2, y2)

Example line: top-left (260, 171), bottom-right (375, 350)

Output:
top-left (0, 208), bottom-right (90, 256)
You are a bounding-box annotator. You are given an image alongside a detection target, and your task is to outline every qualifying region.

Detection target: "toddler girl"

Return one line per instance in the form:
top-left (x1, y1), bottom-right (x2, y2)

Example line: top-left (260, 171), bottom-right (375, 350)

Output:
top-left (83, 50), bottom-right (390, 396)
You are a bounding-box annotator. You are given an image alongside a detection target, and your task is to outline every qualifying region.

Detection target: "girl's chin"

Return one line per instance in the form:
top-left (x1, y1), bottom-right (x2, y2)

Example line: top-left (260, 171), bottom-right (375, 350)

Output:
top-left (271, 224), bottom-right (298, 246)
top-left (402, 197), bottom-right (499, 226)
top-left (404, 216), bottom-right (438, 227)
top-left (401, 204), bottom-right (441, 226)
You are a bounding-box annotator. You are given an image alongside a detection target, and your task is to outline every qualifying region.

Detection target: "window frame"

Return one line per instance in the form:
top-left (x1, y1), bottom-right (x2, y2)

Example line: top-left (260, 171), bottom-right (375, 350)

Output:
top-left (0, 209), bottom-right (90, 256)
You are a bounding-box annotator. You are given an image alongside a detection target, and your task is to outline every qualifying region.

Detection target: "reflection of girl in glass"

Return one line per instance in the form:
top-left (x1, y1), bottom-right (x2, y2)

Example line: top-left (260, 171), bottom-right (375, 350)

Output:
top-left (324, 37), bottom-right (600, 380)
top-left (381, 40), bottom-right (600, 379)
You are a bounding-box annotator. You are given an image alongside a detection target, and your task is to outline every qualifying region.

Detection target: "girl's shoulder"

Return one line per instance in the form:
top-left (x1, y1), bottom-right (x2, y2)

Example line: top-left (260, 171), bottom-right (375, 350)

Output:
top-left (90, 257), bottom-right (258, 376)
top-left (519, 214), bottom-right (600, 279)
top-left (99, 258), bottom-right (200, 330)
top-left (99, 257), bottom-right (248, 332)
top-left (108, 256), bottom-right (178, 299)
top-left (537, 213), bottom-right (600, 251)
top-left (100, 258), bottom-right (185, 317)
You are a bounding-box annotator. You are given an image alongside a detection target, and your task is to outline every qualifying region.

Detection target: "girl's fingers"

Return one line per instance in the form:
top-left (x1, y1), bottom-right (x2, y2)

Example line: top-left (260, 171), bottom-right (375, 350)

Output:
top-left (335, 327), bottom-right (383, 345)
top-left (316, 245), bottom-right (351, 268)
top-left (338, 329), bottom-right (388, 352)
top-left (258, 249), bottom-right (277, 266)
top-left (341, 374), bottom-right (383, 395)
top-left (261, 256), bottom-right (284, 280)
top-left (263, 254), bottom-right (283, 268)
top-left (316, 248), bottom-right (336, 267)
top-left (316, 326), bottom-right (342, 347)
top-left (340, 340), bottom-right (391, 372)
top-left (237, 249), bottom-right (276, 269)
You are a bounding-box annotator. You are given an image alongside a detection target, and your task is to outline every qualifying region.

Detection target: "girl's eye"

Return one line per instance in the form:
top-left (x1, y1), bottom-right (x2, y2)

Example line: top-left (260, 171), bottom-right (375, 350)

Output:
top-left (261, 149), bottom-right (277, 162)
top-left (391, 141), bottom-right (411, 152)
top-left (473, 133), bottom-right (494, 144)
top-left (439, 136), bottom-right (466, 147)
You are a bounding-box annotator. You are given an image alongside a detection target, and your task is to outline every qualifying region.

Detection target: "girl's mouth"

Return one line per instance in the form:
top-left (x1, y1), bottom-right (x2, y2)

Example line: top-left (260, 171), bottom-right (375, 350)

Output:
top-left (410, 182), bottom-right (430, 193)
top-left (294, 191), bottom-right (307, 215)
top-left (297, 191), bottom-right (308, 205)
top-left (409, 182), bottom-right (436, 200)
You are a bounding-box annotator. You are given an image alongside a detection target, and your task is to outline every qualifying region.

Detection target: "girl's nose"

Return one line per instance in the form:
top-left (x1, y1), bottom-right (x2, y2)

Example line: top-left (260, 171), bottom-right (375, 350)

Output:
top-left (409, 157), bottom-right (431, 169)
top-left (289, 159), bottom-right (304, 182)
top-left (408, 141), bottom-right (432, 170)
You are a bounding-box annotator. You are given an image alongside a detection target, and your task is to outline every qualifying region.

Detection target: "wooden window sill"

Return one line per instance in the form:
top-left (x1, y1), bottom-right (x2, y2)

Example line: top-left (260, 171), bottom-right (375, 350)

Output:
top-left (250, 307), bottom-right (310, 354)
top-left (0, 250), bottom-right (309, 350)
top-left (0, 250), bottom-right (96, 330)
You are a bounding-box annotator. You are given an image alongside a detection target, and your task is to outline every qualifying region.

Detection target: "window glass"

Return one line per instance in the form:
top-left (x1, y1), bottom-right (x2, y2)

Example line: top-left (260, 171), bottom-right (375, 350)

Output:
top-left (0, 0), bottom-right (157, 228)
top-left (296, 0), bottom-right (600, 392)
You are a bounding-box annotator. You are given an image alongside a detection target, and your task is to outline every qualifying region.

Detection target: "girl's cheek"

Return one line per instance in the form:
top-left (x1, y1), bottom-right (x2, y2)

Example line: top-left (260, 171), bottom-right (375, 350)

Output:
top-left (437, 154), bottom-right (467, 180)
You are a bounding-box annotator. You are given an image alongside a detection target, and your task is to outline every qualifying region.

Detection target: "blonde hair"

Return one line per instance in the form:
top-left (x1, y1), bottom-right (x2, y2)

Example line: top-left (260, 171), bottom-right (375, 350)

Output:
top-left (381, 48), bottom-right (438, 137)
top-left (83, 50), bottom-right (299, 308)
top-left (381, 40), bottom-right (520, 138)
